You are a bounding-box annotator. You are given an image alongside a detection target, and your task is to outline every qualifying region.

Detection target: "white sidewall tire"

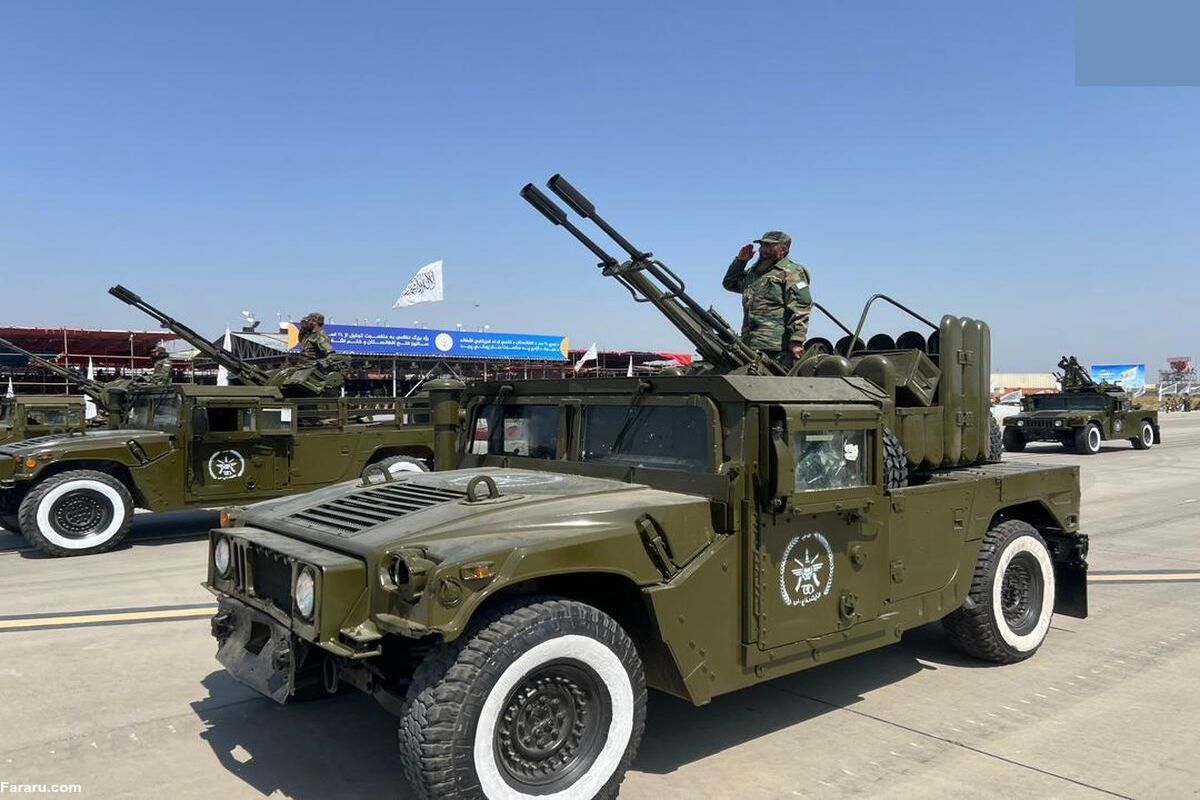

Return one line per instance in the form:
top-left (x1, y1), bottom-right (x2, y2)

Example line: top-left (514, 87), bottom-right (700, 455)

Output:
top-left (991, 534), bottom-right (1055, 652)
top-left (35, 479), bottom-right (127, 551)
top-left (1087, 425), bottom-right (1101, 453)
top-left (1141, 422), bottom-right (1153, 447)
top-left (387, 460), bottom-right (426, 475)
top-left (472, 634), bottom-right (634, 800)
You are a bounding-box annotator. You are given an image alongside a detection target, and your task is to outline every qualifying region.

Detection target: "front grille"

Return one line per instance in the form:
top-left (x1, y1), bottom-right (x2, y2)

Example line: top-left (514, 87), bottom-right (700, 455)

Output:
top-left (285, 482), bottom-right (463, 536)
top-left (229, 540), bottom-right (293, 614)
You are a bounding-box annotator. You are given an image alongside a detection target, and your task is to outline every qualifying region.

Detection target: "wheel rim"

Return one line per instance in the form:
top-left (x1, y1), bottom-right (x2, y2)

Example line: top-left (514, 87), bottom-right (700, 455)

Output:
top-left (495, 659), bottom-right (612, 793)
top-left (1088, 426), bottom-right (1100, 451)
top-left (1142, 424), bottom-right (1153, 446)
top-left (1000, 552), bottom-right (1045, 636)
top-left (48, 489), bottom-right (114, 538)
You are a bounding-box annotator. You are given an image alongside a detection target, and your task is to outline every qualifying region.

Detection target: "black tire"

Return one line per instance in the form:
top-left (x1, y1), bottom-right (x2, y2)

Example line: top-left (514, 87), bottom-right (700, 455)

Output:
top-left (1074, 422), bottom-right (1101, 455)
top-left (1002, 427), bottom-right (1026, 453)
top-left (17, 470), bottom-right (134, 557)
top-left (987, 416), bottom-right (1003, 462)
top-left (0, 513), bottom-right (20, 534)
top-left (374, 455), bottom-right (430, 474)
top-left (399, 597), bottom-right (647, 800)
top-left (882, 426), bottom-right (908, 489)
top-left (1130, 420), bottom-right (1154, 450)
top-left (943, 519), bottom-right (1056, 664)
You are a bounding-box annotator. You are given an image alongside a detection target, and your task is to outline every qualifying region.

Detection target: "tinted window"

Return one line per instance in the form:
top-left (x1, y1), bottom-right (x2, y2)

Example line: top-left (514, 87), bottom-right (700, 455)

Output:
top-left (472, 404), bottom-right (559, 458)
top-left (1031, 396), bottom-right (1067, 410)
top-left (793, 430), bottom-right (870, 491)
top-left (1068, 395), bottom-right (1109, 410)
top-left (581, 405), bottom-right (710, 472)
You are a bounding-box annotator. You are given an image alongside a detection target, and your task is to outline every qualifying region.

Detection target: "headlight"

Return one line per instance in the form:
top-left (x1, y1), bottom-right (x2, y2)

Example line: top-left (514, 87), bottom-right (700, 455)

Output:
top-left (1016, 419), bottom-right (1025, 427)
top-left (294, 567), bottom-right (316, 620)
top-left (1054, 419), bottom-right (1064, 427)
top-left (213, 538), bottom-right (231, 576)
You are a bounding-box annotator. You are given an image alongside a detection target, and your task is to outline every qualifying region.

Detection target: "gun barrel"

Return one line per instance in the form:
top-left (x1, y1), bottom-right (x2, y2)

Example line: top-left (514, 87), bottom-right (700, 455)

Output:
top-left (0, 336), bottom-right (110, 406)
top-left (107, 284), bottom-right (272, 386)
top-left (520, 185), bottom-right (621, 268)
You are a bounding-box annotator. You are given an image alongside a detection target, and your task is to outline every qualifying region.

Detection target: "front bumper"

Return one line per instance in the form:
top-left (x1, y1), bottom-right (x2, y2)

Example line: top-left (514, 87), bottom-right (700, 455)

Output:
top-left (212, 596), bottom-right (314, 704)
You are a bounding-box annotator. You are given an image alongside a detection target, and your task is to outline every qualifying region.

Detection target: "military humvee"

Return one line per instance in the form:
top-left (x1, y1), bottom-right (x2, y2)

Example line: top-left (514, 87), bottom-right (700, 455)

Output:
top-left (205, 177), bottom-right (1088, 800)
top-left (0, 395), bottom-right (89, 448)
top-left (0, 384), bottom-right (438, 555)
top-left (1002, 356), bottom-right (1159, 455)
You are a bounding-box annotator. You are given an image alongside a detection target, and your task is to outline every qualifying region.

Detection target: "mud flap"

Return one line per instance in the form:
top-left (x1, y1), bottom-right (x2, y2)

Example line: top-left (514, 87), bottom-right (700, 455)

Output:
top-left (1048, 533), bottom-right (1089, 619)
top-left (213, 597), bottom-right (297, 704)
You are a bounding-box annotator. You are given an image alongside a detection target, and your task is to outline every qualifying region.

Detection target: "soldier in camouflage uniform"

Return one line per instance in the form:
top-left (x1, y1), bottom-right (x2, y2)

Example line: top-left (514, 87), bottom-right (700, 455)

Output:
top-left (298, 313), bottom-right (336, 367)
top-left (722, 230), bottom-right (812, 368)
top-left (146, 346), bottom-right (172, 386)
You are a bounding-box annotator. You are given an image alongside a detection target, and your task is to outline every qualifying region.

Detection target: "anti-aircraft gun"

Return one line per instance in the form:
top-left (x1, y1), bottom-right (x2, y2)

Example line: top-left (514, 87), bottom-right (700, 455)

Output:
top-left (0, 335), bottom-right (132, 420)
top-left (108, 285), bottom-right (345, 397)
top-left (522, 174), bottom-right (1000, 470)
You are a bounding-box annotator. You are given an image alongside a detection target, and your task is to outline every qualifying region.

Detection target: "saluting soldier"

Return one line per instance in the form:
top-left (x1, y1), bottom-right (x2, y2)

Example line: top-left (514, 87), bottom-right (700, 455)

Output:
top-left (298, 312), bottom-right (336, 366)
top-left (722, 231), bottom-right (812, 368)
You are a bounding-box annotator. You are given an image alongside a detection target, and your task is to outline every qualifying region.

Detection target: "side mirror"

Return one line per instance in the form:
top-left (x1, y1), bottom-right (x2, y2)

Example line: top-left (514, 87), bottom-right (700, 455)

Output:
top-left (767, 422), bottom-right (794, 506)
top-left (191, 406), bottom-right (209, 437)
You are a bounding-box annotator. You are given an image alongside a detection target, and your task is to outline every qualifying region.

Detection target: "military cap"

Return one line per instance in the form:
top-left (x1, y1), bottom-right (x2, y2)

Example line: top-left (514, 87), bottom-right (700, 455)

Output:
top-left (754, 231), bottom-right (792, 245)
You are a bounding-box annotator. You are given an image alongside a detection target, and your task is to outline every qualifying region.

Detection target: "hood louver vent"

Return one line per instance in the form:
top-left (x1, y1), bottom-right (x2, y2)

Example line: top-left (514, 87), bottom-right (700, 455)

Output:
top-left (285, 482), bottom-right (463, 536)
top-left (0, 433), bottom-right (80, 455)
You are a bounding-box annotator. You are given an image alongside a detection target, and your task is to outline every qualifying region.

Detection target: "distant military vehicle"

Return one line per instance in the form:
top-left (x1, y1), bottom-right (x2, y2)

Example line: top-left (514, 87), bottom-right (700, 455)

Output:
top-left (0, 396), bottom-right (89, 449)
top-left (0, 334), bottom-right (137, 429)
top-left (1002, 356), bottom-right (1159, 455)
top-left (205, 177), bottom-right (1087, 800)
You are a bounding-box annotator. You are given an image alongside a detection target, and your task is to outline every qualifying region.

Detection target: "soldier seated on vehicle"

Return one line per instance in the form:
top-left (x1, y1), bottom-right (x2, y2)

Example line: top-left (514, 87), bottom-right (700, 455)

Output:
top-left (146, 346), bottom-right (172, 386)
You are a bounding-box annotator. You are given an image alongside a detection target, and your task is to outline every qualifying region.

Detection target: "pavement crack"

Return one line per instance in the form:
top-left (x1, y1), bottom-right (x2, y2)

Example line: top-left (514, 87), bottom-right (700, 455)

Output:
top-left (764, 684), bottom-right (1133, 799)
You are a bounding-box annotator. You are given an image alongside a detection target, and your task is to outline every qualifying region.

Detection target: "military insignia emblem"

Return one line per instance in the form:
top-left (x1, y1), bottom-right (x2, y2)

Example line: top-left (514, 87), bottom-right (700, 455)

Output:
top-left (207, 450), bottom-right (246, 481)
top-left (779, 532), bottom-right (836, 607)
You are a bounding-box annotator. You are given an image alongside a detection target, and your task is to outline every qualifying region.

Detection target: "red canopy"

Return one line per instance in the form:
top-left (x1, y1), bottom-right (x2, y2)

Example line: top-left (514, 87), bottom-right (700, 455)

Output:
top-left (0, 327), bottom-right (170, 368)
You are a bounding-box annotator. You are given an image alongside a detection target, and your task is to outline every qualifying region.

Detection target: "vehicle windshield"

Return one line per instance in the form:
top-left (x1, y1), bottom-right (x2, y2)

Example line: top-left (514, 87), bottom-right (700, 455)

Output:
top-left (471, 404), bottom-right (559, 458)
top-left (1030, 396), bottom-right (1067, 411)
top-left (1067, 395), bottom-right (1109, 410)
top-left (123, 392), bottom-right (182, 432)
top-left (581, 404), bottom-right (710, 472)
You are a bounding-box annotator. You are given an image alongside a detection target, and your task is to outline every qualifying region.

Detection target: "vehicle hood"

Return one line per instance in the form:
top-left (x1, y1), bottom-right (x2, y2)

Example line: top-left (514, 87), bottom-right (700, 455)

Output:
top-left (0, 428), bottom-right (171, 457)
top-left (233, 467), bottom-right (709, 561)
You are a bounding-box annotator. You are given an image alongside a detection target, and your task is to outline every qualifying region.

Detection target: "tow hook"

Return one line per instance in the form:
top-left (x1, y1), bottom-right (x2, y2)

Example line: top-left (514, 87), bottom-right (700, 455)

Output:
top-left (271, 642), bottom-right (292, 673)
top-left (211, 609), bottom-right (234, 643)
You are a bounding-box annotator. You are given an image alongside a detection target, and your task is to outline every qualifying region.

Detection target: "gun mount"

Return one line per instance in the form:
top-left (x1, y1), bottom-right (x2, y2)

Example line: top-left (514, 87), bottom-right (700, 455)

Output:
top-left (0, 335), bottom-right (129, 414)
top-left (521, 175), bottom-right (996, 469)
top-left (108, 285), bottom-right (341, 397)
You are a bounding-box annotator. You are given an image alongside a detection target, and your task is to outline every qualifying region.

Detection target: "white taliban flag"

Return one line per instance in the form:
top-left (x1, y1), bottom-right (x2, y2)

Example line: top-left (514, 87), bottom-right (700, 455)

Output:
top-left (85, 357), bottom-right (98, 419)
top-left (393, 260), bottom-right (444, 307)
top-left (4, 377), bottom-right (13, 399)
top-left (216, 327), bottom-right (232, 387)
top-left (626, 356), bottom-right (634, 377)
top-left (575, 343), bottom-right (598, 371)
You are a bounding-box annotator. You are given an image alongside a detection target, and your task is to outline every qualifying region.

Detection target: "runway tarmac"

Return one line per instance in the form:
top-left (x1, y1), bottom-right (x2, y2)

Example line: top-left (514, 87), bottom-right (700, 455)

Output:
top-left (1, 414), bottom-right (1197, 798)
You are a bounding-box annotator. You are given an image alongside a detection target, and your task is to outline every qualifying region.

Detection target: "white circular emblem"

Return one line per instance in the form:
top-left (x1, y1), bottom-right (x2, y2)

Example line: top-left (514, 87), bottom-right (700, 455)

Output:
top-left (208, 450), bottom-right (246, 481)
top-left (434, 333), bottom-right (454, 352)
top-left (779, 532), bottom-right (836, 607)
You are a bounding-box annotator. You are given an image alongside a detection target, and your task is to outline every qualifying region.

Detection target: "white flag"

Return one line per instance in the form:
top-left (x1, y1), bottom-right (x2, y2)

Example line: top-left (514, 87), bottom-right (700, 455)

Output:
top-left (4, 378), bottom-right (12, 399)
top-left (216, 328), bottom-right (232, 387)
top-left (393, 260), bottom-right (444, 308)
top-left (626, 356), bottom-right (634, 377)
top-left (85, 357), bottom-right (98, 419)
top-left (574, 343), bottom-right (598, 371)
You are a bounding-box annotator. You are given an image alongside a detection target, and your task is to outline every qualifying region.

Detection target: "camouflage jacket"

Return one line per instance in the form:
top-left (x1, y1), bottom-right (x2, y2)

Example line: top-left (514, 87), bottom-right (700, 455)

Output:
top-left (299, 329), bottom-right (336, 366)
top-left (722, 256), bottom-right (812, 351)
top-left (147, 357), bottom-right (173, 386)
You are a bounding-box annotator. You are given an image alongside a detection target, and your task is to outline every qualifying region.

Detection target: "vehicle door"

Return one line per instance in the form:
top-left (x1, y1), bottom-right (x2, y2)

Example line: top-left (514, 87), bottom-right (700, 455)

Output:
top-left (756, 405), bottom-right (887, 650)
top-left (186, 400), bottom-right (277, 501)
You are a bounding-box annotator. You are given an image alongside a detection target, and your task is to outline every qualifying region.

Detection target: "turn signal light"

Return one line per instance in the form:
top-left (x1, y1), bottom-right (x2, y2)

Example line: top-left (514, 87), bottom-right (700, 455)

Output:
top-left (23, 458), bottom-right (38, 469)
top-left (219, 508), bottom-right (234, 528)
top-left (460, 563), bottom-right (495, 581)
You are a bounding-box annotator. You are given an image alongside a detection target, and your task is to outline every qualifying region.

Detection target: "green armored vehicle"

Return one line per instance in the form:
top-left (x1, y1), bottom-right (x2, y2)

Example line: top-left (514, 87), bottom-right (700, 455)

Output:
top-left (0, 289), bottom-right (437, 556)
top-left (0, 395), bottom-right (89, 448)
top-left (1002, 356), bottom-right (1159, 455)
top-left (206, 177), bottom-right (1088, 800)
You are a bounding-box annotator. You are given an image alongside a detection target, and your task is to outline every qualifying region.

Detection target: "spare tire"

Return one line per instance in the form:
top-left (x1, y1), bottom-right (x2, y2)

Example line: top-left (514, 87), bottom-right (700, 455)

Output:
top-left (883, 426), bottom-right (908, 489)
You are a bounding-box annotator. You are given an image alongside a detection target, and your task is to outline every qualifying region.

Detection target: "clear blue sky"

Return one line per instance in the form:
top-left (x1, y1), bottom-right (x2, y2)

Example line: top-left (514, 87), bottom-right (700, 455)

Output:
top-left (2, 1), bottom-right (1196, 372)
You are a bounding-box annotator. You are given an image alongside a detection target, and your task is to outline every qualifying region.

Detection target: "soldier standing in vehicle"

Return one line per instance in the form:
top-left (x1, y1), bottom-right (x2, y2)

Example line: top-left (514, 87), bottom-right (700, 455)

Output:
top-left (146, 346), bottom-right (172, 386)
top-left (299, 313), bottom-right (336, 366)
top-left (722, 231), bottom-right (812, 368)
